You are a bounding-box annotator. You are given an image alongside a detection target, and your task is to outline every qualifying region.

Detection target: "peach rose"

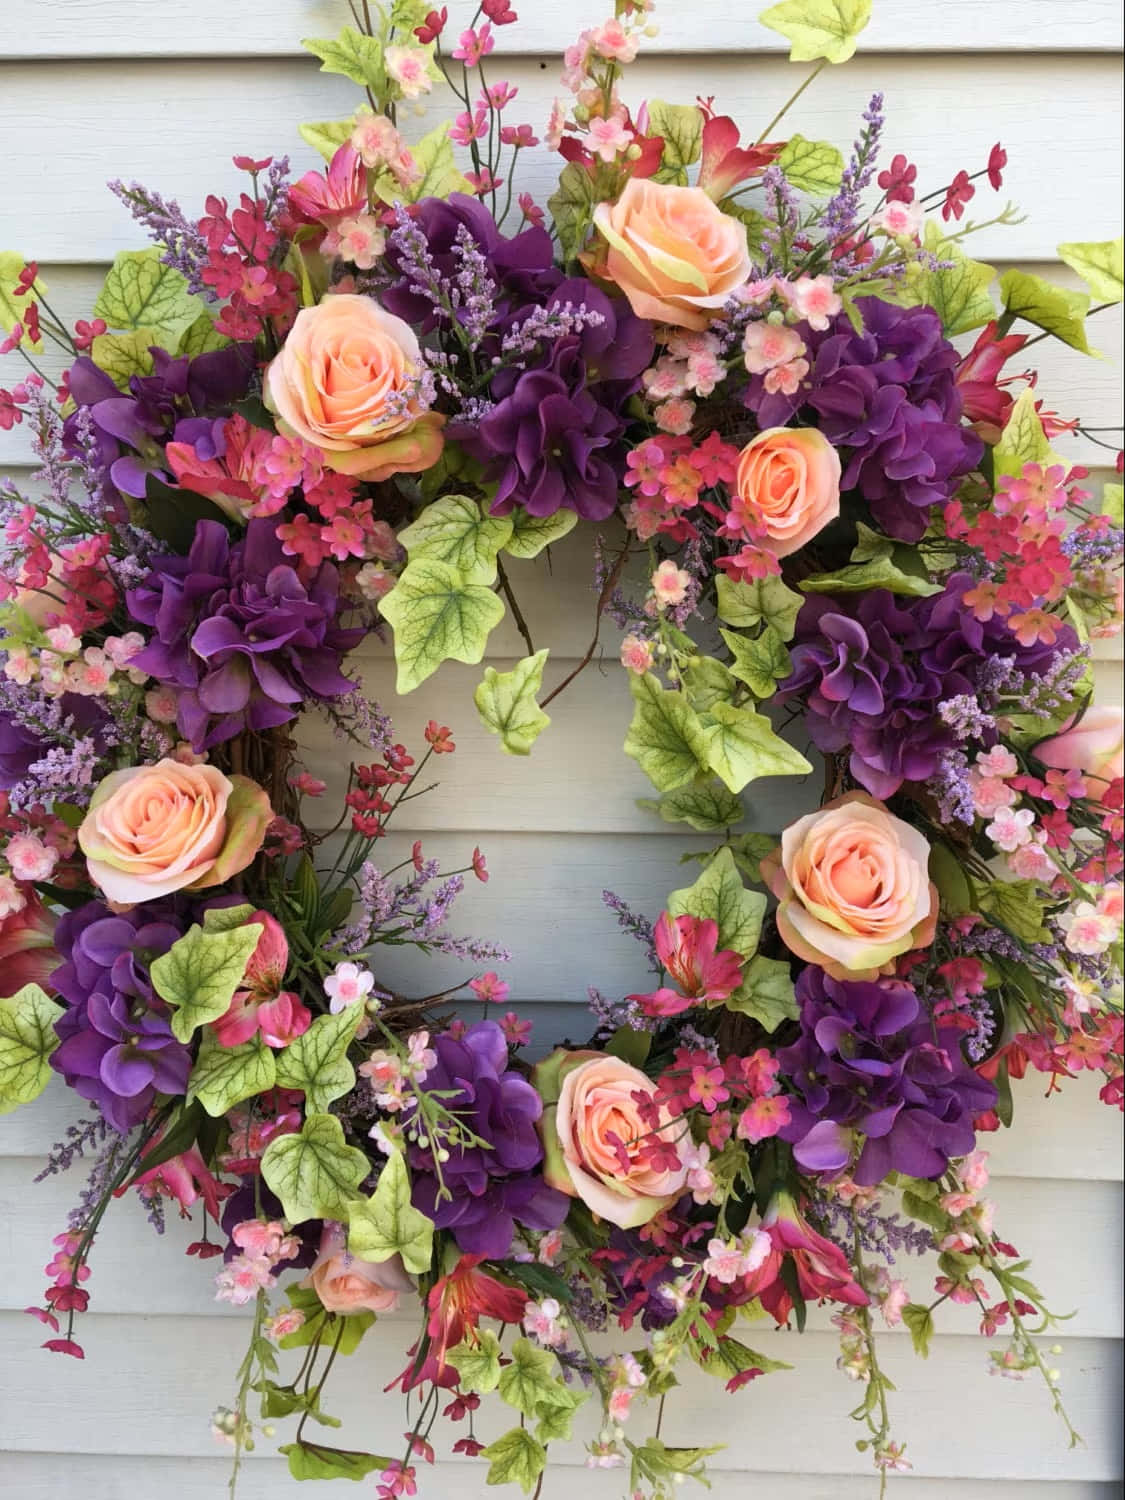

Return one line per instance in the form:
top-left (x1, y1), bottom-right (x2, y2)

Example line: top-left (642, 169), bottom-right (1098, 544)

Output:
top-left (263, 293), bottom-right (444, 481)
top-left (762, 792), bottom-right (938, 980)
top-left (591, 179), bottom-right (752, 330)
top-left (78, 759), bottom-right (271, 905)
top-left (735, 427), bottom-right (841, 557)
top-left (1036, 706), bottom-right (1124, 791)
top-left (535, 1050), bottom-right (688, 1228)
top-left (303, 1224), bottom-right (414, 1315)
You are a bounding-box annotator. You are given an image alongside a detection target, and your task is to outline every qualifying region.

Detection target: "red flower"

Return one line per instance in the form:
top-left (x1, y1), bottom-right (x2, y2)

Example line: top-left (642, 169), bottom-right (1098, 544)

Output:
top-left (14, 262), bottom-right (38, 297)
top-left (393, 1255), bottom-right (527, 1391)
top-left (877, 153), bottom-right (917, 204)
top-left (42, 1337), bottom-right (84, 1359)
top-left (987, 142), bottom-right (1007, 191)
top-left (414, 8), bottom-right (448, 44)
top-left (954, 320), bottom-right (1030, 443)
top-left (745, 1192), bottom-right (869, 1323)
top-left (697, 114), bottom-right (783, 200)
top-left (626, 912), bottom-right (743, 1018)
top-left (482, 0), bottom-right (517, 21)
top-left (232, 155), bottom-right (273, 173)
top-left (424, 720), bottom-right (455, 753)
top-left (942, 170), bottom-right (976, 222)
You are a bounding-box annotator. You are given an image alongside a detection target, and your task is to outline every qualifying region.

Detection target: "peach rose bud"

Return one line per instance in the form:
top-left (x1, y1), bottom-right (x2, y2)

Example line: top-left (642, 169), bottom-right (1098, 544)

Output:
top-left (590, 178), bottom-right (752, 331)
top-left (78, 759), bottom-right (271, 905)
top-left (1036, 706), bottom-right (1124, 791)
top-left (264, 293), bottom-right (444, 482)
top-left (735, 427), bottom-right (841, 557)
top-left (303, 1224), bottom-right (414, 1315)
top-left (762, 791), bottom-right (938, 981)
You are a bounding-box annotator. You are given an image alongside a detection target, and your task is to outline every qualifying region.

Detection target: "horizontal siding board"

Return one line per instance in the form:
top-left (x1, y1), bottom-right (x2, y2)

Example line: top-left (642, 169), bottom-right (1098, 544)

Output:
top-left (0, 1455), bottom-right (1120, 1500)
top-left (0, 1312), bottom-right (1119, 1479)
top-left (5, 0), bottom-right (1123, 58)
top-left (1, 1162), bottom-right (1119, 1335)
top-left (0, 55), bottom-right (1121, 262)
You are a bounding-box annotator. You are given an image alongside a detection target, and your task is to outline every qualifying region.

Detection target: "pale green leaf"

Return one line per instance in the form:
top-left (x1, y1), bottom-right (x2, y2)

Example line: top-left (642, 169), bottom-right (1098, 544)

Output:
top-left (481, 1427), bottom-right (547, 1495)
top-left (177, 312), bottom-right (232, 357)
top-left (534, 1384), bottom-right (586, 1443)
top-left (1102, 482), bottom-right (1123, 525)
top-left (725, 953), bottom-right (798, 1030)
top-left (978, 878), bottom-right (1049, 946)
top-left (680, 654), bottom-right (738, 713)
top-left (726, 830), bottom-right (780, 883)
top-left (909, 223), bottom-right (996, 337)
top-left (474, 649), bottom-right (551, 755)
top-left (262, 1113), bottom-right (370, 1225)
top-left (721, 625), bottom-right (792, 697)
top-left (999, 268), bottom-right (1093, 354)
top-left (1057, 236), bottom-right (1124, 303)
top-left (379, 558), bottom-right (506, 694)
top-left (715, 573), bottom-right (804, 640)
top-left (303, 27), bottom-right (386, 91)
top-left (446, 1330), bottom-right (502, 1394)
top-left (187, 1032), bottom-right (277, 1117)
top-left (90, 329), bottom-right (156, 389)
top-left (691, 1332), bottom-right (792, 1380)
top-left (648, 99), bottom-right (703, 183)
top-left (94, 248), bottom-right (204, 341)
top-left (151, 921), bottom-right (263, 1044)
top-left (202, 902), bottom-right (258, 933)
top-left (667, 846), bottom-right (765, 962)
top-left (640, 781), bottom-right (745, 831)
top-left (299, 117), bottom-right (356, 161)
top-left (777, 134), bottom-right (844, 195)
top-left (0, 252), bottom-right (47, 350)
top-left (799, 555), bottom-right (941, 597)
top-left (275, 1006), bottom-right (363, 1115)
top-left (398, 494), bottom-right (512, 582)
top-left (0, 984), bottom-right (63, 1113)
top-left (497, 1338), bottom-right (572, 1418)
top-left (549, 162), bottom-right (598, 261)
top-left (281, 1444), bottom-right (390, 1482)
top-left (700, 700), bottom-right (812, 793)
top-left (759, 0), bottom-right (871, 63)
top-left (503, 508), bottom-right (578, 559)
top-left (623, 672), bottom-right (709, 792)
top-left (346, 1150), bottom-right (434, 1274)
top-left (993, 386), bottom-right (1060, 482)
top-left (903, 1302), bottom-right (935, 1358)
top-left (377, 122), bottom-right (474, 203)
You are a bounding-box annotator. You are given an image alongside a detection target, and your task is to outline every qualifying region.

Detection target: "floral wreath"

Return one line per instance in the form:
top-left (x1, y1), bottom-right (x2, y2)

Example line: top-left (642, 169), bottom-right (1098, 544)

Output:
top-left (0, 2), bottom-right (1121, 1496)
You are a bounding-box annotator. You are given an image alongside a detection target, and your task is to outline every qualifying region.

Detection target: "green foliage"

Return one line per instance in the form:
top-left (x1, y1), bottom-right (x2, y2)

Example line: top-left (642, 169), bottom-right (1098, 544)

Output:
top-left (999, 268), bottom-right (1093, 354)
top-left (278, 1285), bottom-right (375, 1355)
top-left (534, 1384), bottom-right (586, 1443)
top-left (0, 984), bottom-right (63, 1113)
top-left (379, 558), bottom-right (506, 693)
top-left (648, 99), bottom-right (703, 183)
top-left (700, 700), bottom-right (813, 792)
top-left (929, 840), bottom-right (976, 916)
top-left (680, 654), bottom-right (737, 713)
top-left (721, 625), bottom-right (792, 698)
top-left (280, 1442), bottom-right (391, 1482)
top-left (902, 1302), bottom-right (935, 1358)
top-left (94, 248), bottom-right (203, 343)
top-left (800, 525), bottom-right (941, 597)
top-left (151, 921), bottom-right (263, 1043)
top-left (474, 650), bottom-right (551, 755)
top-left (759, 0), bottom-right (871, 63)
top-left (274, 1006), bottom-right (364, 1115)
top-left (261, 1113), bottom-right (370, 1224)
top-left (481, 1427), bottom-right (547, 1494)
top-left (1057, 236), bottom-right (1124, 303)
top-left (187, 1032), bottom-right (276, 1117)
top-left (668, 846), bottom-right (766, 961)
top-left (0, 253), bottom-right (47, 349)
top-left (623, 672), bottom-right (710, 792)
top-left (397, 494), bottom-right (512, 582)
top-left (90, 329), bottom-right (156, 389)
top-left (549, 162), bottom-right (598, 262)
top-left (446, 1329), bottom-right (503, 1394)
top-left (716, 573), bottom-right (804, 639)
top-left (979, 878), bottom-right (1050, 945)
top-left (630, 1437), bottom-right (726, 1490)
top-left (302, 27), bottom-right (386, 91)
top-left (690, 1331), bottom-right (792, 1381)
top-left (725, 830), bottom-right (780, 883)
top-left (1103, 482), bottom-right (1124, 526)
top-left (381, 122), bottom-right (475, 203)
top-left (639, 780), bottom-right (745, 831)
top-left (907, 224), bottom-right (996, 337)
top-left (299, 117), bottom-right (356, 161)
top-left (777, 134), bottom-right (844, 195)
top-left (346, 1150), bottom-right (434, 1273)
top-left (993, 386), bottom-right (1060, 483)
top-left (503, 508), bottom-right (579, 560)
top-left (497, 1338), bottom-right (575, 1419)
top-left (177, 311), bottom-right (231, 357)
top-left (726, 953), bottom-right (798, 1030)
top-left (606, 1024), bottom-right (653, 1069)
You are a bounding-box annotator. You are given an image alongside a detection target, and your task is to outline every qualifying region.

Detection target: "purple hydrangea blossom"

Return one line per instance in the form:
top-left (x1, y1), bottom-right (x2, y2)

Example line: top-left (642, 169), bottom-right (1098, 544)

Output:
top-left (127, 519), bottom-right (364, 749)
top-left (407, 1020), bottom-right (568, 1258)
top-left (743, 297), bottom-right (982, 540)
top-left (777, 968), bottom-right (997, 1185)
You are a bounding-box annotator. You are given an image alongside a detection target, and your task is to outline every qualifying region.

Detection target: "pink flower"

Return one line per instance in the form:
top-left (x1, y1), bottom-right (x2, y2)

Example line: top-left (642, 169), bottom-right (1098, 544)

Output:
top-left (620, 633), bottom-right (655, 673)
top-left (385, 45), bottom-right (433, 100)
top-left (0, 892), bottom-right (58, 996)
top-left (500, 1011), bottom-right (532, 1047)
top-left (650, 559), bottom-right (691, 606)
top-left (450, 107), bottom-right (489, 147)
top-left (452, 23), bottom-right (494, 65)
top-left (703, 1230), bottom-right (771, 1285)
top-left (942, 170), bottom-right (976, 222)
top-left (324, 960), bottom-right (375, 1013)
top-left (322, 214), bottom-right (386, 270)
top-left (500, 123), bottom-right (539, 148)
top-left (588, 110), bottom-right (633, 163)
top-left (469, 971), bottom-right (510, 1004)
top-left (471, 847), bottom-right (489, 883)
top-left (736, 1094), bottom-right (792, 1143)
top-left (971, 773), bottom-right (1017, 818)
top-left (877, 153), bottom-right (918, 203)
top-left (871, 198), bottom-right (923, 237)
top-left (985, 806), bottom-right (1035, 852)
top-left (734, 427), bottom-right (840, 558)
top-left (304, 1223), bottom-right (413, 1315)
top-left (1036, 706), bottom-right (1124, 791)
top-left (786, 275), bottom-right (842, 331)
top-left (751, 1191), bottom-right (869, 1321)
top-left (653, 396), bottom-right (695, 434)
top-left (590, 17), bottom-right (639, 62)
top-left (5, 832), bottom-right (58, 882)
top-left (742, 321), bottom-right (806, 375)
top-left (976, 745), bottom-right (1018, 779)
top-left (627, 912), bottom-right (742, 1018)
top-left (1060, 901), bottom-right (1118, 956)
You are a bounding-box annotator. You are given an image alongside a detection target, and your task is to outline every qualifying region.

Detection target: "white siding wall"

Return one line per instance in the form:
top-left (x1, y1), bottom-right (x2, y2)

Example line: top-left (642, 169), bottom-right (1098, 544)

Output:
top-left (0, 3), bottom-right (1122, 1496)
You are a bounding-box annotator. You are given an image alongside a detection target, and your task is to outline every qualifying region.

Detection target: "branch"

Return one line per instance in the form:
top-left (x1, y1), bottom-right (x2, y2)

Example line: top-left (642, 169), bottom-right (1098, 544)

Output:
top-left (540, 534), bottom-right (632, 710)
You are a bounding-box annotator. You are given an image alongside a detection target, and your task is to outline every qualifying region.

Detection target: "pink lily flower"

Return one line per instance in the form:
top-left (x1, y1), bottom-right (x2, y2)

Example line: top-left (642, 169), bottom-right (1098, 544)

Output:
top-left (626, 912), bottom-right (743, 1017)
top-left (697, 114), bottom-right (784, 201)
top-left (211, 911), bottom-right (312, 1049)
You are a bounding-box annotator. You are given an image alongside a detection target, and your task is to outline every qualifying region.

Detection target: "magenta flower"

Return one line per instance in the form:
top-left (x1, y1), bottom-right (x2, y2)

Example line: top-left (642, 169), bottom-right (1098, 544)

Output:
top-left (626, 912), bottom-right (743, 1018)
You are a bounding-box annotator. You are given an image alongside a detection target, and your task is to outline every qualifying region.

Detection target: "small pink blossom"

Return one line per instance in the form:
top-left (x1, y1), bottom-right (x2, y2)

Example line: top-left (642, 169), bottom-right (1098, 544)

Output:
top-left (264, 1307), bottom-right (306, 1342)
top-left (985, 806), bottom-right (1035, 852)
top-left (1060, 901), bottom-right (1119, 956)
top-left (385, 45), bottom-right (433, 100)
top-left (736, 1093), bottom-right (792, 1142)
top-left (588, 109), bottom-right (633, 163)
top-left (452, 23), bottom-right (494, 65)
top-left (450, 107), bottom-right (489, 147)
top-left (590, 17), bottom-right (639, 63)
top-left (544, 99), bottom-right (566, 151)
top-left (702, 1229), bottom-right (771, 1284)
top-left (500, 1011), bottom-right (533, 1047)
top-left (871, 199), bottom-right (924, 237)
top-left (976, 744), bottom-right (1018, 778)
top-left (743, 320), bottom-right (806, 374)
top-left (971, 773), bottom-right (1017, 818)
top-left (0, 876), bottom-right (26, 918)
top-left (787, 274), bottom-right (842, 331)
top-left (323, 214), bottom-right (386, 270)
top-left (324, 960), bottom-right (376, 1013)
top-left (145, 686), bottom-right (179, 725)
top-left (1007, 837), bottom-right (1054, 880)
top-left (880, 1278), bottom-right (910, 1327)
top-left (620, 633), bottom-right (655, 673)
top-left (5, 832), bottom-right (58, 882)
top-left (651, 559), bottom-right (692, 607)
top-left (652, 396), bottom-right (695, 434)
top-left (763, 356), bottom-right (809, 395)
top-left (469, 971), bottom-right (510, 1004)
top-left (290, 771), bottom-right (326, 797)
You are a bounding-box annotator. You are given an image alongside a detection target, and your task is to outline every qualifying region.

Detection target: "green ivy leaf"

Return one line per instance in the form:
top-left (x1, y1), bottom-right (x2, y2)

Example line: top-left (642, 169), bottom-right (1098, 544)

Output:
top-left (261, 1113), bottom-right (370, 1224)
top-left (639, 780), bottom-right (745, 831)
top-left (397, 494), bottom-right (512, 582)
top-left (623, 672), bottom-right (709, 793)
top-left (379, 122), bottom-right (474, 203)
top-left (281, 1443), bottom-right (391, 1482)
top-left (497, 1338), bottom-right (573, 1418)
top-left (503, 508), bottom-right (579, 559)
top-left (726, 830), bottom-right (780, 883)
top-left (648, 99), bottom-right (703, 183)
top-left (907, 224), bottom-right (996, 337)
top-left (534, 1383), bottom-right (586, 1442)
top-left (90, 329), bottom-right (156, 389)
top-left (899, 1302), bottom-right (934, 1358)
top-left (668, 846), bottom-right (765, 961)
top-left (302, 27), bottom-right (386, 90)
top-left (379, 558), bottom-right (506, 694)
top-left (151, 921), bottom-right (263, 1044)
top-left (474, 649), bottom-right (551, 755)
top-left (776, 134), bottom-right (844, 195)
top-left (346, 1150), bottom-right (434, 1274)
top-left (446, 1329), bottom-right (503, 1394)
top-left (94, 248), bottom-right (203, 342)
top-left (606, 1024), bottom-right (653, 1069)
top-left (993, 386), bottom-right (1059, 483)
top-left (1103, 482), bottom-right (1124, 526)
top-left (929, 841), bottom-right (976, 916)
top-left (187, 1032), bottom-right (277, 1118)
top-left (481, 1427), bottom-right (547, 1495)
top-left (721, 625), bottom-right (792, 697)
top-left (0, 984), bottom-right (63, 1113)
top-left (759, 0), bottom-right (871, 63)
top-left (700, 700), bottom-right (813, 793)
top-left (0, 253), bottom-right (48, 350)
top-left (979, 878), bottom-right (1049, 945)
top-left (999, 268), bottom-right (1093, 354)
top-left (1057, 236), bottom-right (1124, 303)
top-left (275, 1006), bottom-right (363, 1115)
top-left (680, 654), bottom-right (738, 713)
top-left (201, 902), bottom-right (257, 933)
top-left (715, 574), bottom-right (804, 640)
top-left (690, 1332), bottom-right (792, 1380)
top-left (299, 117), bottom-right (356, 161)
top-left (176, 312), bottom-right (231, 358)
top-left (549, 162), bottom-right (598, 262)
top-left (725, 953), bottom-right (798, 1030)
top-left (799, 554), bottom-right (941, 597)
